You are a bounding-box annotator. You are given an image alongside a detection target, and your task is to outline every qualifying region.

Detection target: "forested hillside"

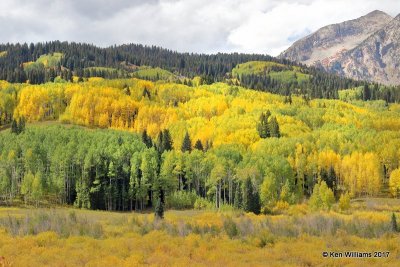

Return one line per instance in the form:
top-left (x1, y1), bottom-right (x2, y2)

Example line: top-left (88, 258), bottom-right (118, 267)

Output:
top-left (1, 41), bottom-right (400, 102)
top-left (1, 77), bottom-right (400, 213)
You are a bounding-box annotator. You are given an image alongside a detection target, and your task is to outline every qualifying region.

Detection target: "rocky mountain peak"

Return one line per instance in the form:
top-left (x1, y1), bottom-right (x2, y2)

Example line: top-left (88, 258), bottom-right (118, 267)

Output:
top-left (279, 10), bottom-right (400, 85)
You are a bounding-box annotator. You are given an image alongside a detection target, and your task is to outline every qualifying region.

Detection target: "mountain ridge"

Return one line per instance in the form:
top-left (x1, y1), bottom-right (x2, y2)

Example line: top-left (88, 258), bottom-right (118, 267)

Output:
top-left (279, 10), bottom-right (400, 85)
top-left (333, 13), bottom-right (400, 85)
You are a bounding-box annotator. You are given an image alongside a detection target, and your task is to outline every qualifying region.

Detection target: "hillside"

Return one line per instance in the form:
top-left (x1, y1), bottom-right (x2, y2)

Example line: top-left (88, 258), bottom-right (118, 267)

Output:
top-left (2, 77), bottom-right (400, 212)
top-left (1, 41), bottom-right (400, 102)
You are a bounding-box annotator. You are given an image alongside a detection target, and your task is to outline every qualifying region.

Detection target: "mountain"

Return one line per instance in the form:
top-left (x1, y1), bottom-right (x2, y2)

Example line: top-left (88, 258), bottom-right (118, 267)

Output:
top-left (279, 10), bottom-right (400, 85)
top-left (335, 14), bottom-right (400, 85)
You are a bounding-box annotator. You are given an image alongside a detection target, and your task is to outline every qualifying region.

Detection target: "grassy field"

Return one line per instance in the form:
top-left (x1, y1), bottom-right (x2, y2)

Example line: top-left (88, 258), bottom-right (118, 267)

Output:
top-left (132, 66), bottom-right (176, 80)
top-left (231, 61), bottom-right (286, 76)
top-left (0, 200), bottom-right (399, 266)
top-left (231, 61), bottom-right (310, 84)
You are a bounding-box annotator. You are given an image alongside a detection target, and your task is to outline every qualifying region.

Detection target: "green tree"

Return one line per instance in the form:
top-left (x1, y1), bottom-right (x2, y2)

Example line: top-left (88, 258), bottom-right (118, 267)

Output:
top-left (269, 116), bottom-right (280, 138)
top-left (31, 172), bottom-right (44, 207)
top-left (142, 130), bottom-right (153, 148)
top-left (17, 116), bottom-right (26, 133)
top-left (129, 152), bottom-right (141, 210)
top-left (194, 139), bottom-right (204, 151)
top-left (210, 163), bottom-right (226, 208)
top-left (156, 131), bottom-right (164, 153)
top-left (257, 111), bottom-right (271, 138)
top-left (309, 181), bottom-right (335, 211)
top-left (391, 213), bottom-right (398, 232)
top-left (162, 129), bottom-right (173, 151)
top-left (260, 176), bottom-right (277, 213)
top-left (233, 181), bottom-right (242, 209)
top-left (181, 131), bottom-right (192, 152)
top-left (242, 177), bottom-right (260, 214)
top-left (21, 171), bottom-right (34, 204)
top-left (11, 119), bottom-right (18, 134)
top-left (156, 129), bottom-right (173, 153)
top-left (154, 197), bottom-right (164, 219)
top-left (140, 148), bottom-right (159, 207)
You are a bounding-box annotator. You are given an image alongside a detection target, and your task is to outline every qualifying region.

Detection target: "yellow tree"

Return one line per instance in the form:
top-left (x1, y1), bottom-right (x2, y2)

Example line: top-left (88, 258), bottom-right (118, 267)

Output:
top-left (389, 169), bottom-right (400, 197)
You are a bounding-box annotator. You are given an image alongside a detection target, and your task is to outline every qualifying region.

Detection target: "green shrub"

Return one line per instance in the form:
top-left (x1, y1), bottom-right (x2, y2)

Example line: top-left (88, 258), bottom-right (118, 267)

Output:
top-left (194, 197), bottom-right (214, 210)
top-left (166, 191), bottom-right (197, 209)
top-left (223, 217), bottom-right (238, 239)
top-left (309, 181), bottom-right (335, 211)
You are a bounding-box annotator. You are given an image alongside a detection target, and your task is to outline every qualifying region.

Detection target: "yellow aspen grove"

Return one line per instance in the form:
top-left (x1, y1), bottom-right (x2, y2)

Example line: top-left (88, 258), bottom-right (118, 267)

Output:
top-left (341, 152), bottom-right (382, 196)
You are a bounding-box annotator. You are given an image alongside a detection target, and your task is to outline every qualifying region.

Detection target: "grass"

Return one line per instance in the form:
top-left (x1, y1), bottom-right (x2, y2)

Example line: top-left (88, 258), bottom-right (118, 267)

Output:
top-left (132, 66), bottom-right (175, 80)
top-left (36, 52), bottom-right (63, 68)
top-left (232, 61), bottom-right (310, 84)
top-left (269, 70), bottom-right (310, 83)
top-left (84, 67), bottom-right (122, 72)
top-left (232, 61), bottom-right (286, 77)
top-left (0, 201), bottom-right (399, 266)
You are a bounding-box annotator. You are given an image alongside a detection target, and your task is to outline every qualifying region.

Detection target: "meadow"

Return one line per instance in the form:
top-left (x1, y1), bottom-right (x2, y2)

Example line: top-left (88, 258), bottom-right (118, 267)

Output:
top-left (0, 198), bottom-right (399, 266)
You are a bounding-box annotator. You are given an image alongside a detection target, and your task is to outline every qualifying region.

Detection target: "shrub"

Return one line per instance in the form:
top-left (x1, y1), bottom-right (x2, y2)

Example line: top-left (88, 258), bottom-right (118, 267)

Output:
top-left (194, 197), bottom-right (214, 210)
top-left (339, 192), bottom-right (351, 212)
top-left (309, 181), bottom-right (335, 211)
top-left (223, 217), bottom-right (238, 239)
top-left (256, 230), bottom-right (275, 248)
top-left (166, 191), bottom-right (197, 209)
top-left (272, 200), bottom-right (289, 214)
top-left (391, 213), bottom-right (398, 232)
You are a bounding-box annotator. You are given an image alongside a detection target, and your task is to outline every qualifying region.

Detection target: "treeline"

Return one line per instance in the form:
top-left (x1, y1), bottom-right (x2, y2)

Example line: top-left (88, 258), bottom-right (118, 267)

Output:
top-left (0, 125), bottom-right (276, 213)
top-left (0, 41), bottom-right (280, 83)
top-left (1, 41), bottom-right (400, 102)
top-left (0, 121), bottom-right (392, 214)
top-left (238, 70), bottom-right (400, 103)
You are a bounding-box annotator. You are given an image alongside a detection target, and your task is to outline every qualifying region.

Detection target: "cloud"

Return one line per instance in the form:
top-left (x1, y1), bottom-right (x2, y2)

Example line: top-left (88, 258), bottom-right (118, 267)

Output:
top-left (0, 0), bottom-right (399, 56)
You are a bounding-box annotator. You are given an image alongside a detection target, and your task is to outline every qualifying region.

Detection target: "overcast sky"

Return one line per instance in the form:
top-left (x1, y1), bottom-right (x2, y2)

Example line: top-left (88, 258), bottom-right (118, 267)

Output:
top-left (0, 0), bottom-right (399, 56)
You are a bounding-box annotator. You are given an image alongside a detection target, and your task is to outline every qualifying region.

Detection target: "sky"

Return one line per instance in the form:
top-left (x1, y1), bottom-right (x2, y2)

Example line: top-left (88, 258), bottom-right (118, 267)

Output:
top-left (0, 0), bottom-right (399, 56)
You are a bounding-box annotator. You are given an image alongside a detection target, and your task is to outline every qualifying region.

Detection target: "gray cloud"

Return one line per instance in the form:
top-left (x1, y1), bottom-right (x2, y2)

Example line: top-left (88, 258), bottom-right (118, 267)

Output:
top-left (0, 0), bottom-right (399, 55)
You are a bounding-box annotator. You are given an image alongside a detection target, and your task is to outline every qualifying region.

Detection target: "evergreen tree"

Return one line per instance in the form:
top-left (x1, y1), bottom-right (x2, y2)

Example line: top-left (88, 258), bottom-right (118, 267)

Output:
top-left (391, 213), bottom-right (398, 232)
top-left (194, 139), bottom-right (204, 151)
top-left (288, 94), bottom-right (292, 105)
top-left (242, 177), bottom-right (260, 214)
top-left (257, 110), bottom-right (271, 138)
top-left (156, 131), bottom-right (164, 153)
top-left (162, 129), bottom-right (173, 151)
top-left (181, 131), bottom-right (192, 152)
top-left (233, 181), bottom-right (242, 209)
top-left (11, 119), bottom-right (18, 134)
top-left (363, 84), bottom-right (371, 101)
top-left (269, 116), bottom-right (280, 138)
top-left (155, 197), bottom-right (164, 219)
top-left (141, 130), bottom-right (153, 148)
top-left (17, 116), bottom-right (26, 134)
top-left (142, 87), bottom-right (151, 99)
